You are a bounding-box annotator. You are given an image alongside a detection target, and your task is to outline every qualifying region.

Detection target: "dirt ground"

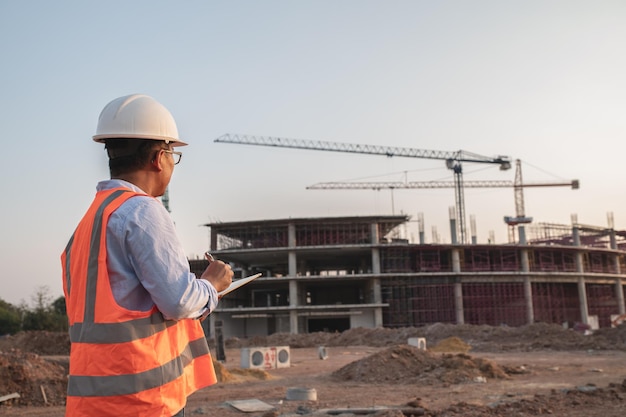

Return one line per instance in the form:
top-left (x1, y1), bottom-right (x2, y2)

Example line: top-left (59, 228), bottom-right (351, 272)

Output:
top-left (1, 323), bottom-right (626, 416)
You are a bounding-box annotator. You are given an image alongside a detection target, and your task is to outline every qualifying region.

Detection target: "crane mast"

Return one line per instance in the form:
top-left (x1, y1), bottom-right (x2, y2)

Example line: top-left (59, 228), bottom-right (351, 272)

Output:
top-left (215, 133), bottom-right (512, 243)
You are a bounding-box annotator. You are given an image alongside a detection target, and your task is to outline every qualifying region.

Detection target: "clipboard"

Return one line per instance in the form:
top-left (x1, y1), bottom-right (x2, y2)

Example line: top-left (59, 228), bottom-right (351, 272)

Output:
top-left (218, 273), bottom-right (262, 297)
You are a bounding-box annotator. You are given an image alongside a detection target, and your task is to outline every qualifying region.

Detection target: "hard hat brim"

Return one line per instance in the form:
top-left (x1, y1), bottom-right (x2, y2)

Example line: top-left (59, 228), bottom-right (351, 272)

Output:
top-left (93, 134), bottom-right (188, 147)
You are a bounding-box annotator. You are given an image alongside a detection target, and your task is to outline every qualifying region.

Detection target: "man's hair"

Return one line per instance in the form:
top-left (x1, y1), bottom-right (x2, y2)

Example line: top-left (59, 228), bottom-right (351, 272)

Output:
top-left (105, 139), bottom-right (165, 176)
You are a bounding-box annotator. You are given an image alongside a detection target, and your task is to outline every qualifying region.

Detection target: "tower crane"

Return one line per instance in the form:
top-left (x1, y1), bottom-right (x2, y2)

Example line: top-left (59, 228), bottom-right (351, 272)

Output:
top-left (307, 159), bottom-right (579, 243)
top-left (214, 133), bottom-right (512, 243)
top-left (503, 159), bottom-right (579, 243)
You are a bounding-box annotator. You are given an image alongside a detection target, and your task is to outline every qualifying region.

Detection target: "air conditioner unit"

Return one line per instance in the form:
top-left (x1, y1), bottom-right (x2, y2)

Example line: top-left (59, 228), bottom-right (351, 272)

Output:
top-left (240, 346), bottom-right (291, 369)
top-left (240, 347), bottom-right (269, 369)
top-left (275, 346), bottom-right (290, 368)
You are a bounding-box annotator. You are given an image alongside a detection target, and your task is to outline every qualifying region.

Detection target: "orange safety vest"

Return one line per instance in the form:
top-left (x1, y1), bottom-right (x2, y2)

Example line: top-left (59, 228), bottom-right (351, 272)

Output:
top-left (61, 188), bottom-right (217, 417)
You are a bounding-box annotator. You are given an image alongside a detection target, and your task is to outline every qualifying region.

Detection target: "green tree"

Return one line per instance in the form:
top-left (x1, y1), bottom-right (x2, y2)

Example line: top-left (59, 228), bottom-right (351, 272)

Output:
top-left (21, 286), bottom-right (68, 332)
top-left (0, 299), bottom-right (21, 335)
top-left (52, 296), bottom-right (67, 316)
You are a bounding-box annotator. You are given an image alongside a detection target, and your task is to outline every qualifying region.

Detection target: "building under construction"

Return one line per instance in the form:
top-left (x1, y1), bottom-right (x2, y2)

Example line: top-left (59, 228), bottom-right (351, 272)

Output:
top-left (190, 215), bottom-right (626, 339)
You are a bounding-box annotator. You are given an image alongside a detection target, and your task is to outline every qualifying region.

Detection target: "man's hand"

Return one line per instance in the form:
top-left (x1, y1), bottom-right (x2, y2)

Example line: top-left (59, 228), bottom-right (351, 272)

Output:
top-left (200, 260), bottom-right (233, 293)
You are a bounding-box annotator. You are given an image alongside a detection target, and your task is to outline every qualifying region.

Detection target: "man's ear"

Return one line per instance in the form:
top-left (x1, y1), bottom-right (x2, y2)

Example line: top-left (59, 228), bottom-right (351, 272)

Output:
top-left (151, 149), bottom-right (164, 171)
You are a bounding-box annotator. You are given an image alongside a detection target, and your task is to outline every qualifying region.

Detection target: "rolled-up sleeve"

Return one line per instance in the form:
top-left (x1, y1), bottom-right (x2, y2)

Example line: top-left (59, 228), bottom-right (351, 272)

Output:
top-left (108, 194), bottom-right (217, 320)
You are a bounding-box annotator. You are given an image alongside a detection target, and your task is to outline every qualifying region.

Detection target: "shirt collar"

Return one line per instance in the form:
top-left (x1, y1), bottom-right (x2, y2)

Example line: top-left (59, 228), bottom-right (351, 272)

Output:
top-left (96, 179), bottom-right (147, 195)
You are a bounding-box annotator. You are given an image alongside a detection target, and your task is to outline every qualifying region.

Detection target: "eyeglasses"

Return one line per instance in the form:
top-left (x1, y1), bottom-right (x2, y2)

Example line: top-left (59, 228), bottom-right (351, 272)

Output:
top-left (163, 149), bottom-right (182, 165)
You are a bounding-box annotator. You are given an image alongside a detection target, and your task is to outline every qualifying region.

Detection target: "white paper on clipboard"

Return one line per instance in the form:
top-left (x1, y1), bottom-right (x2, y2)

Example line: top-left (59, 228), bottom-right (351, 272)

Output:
top-left (218, 273), bottom-right (262, 297)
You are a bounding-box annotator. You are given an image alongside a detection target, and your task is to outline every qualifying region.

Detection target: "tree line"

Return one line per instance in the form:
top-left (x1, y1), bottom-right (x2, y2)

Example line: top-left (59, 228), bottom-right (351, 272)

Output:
top-left (0, 287), bottom-right (68, 335)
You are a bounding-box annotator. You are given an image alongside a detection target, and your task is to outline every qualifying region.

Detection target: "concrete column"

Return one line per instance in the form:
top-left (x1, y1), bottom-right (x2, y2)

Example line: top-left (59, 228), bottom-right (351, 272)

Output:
top-left (370, 222), bottom-right (383, 326)
top-left (288, 222), bottom-right (296, 247)
top-left (616, 281), bottom-right (626, 316)
top-left (371, 248), bottom-right (381, 274)
top-left (610, 229), bottom-right (617, 250)
top-left (289, 251), bottom-right (296, 276)
top-left (450, 218), bottom-right (458, 245)
top-left (370, 222), bottom-right (379, 244)
top-left (609, 234), bottom-right (625, 315)
top-left (614, 255), bottom-right (626, 315)
top-left (520, 248), bottom-right (534, 324)
top-left (289, 280), bottom-right (299, 334)
top-left (518, 225), bottom-right (527, 245)
top-left (452, 248), bottom-right (464, 324)
top-left (372, 278), bottom-right (383, 327)
top-left (287, 222), bottom-right (298, 333)
top-left (576, 273), bottom-right (589, 325)
top-left (210, 227), bottom-right (217, 251)
top-left (573, 227), bottom-right (590, 324)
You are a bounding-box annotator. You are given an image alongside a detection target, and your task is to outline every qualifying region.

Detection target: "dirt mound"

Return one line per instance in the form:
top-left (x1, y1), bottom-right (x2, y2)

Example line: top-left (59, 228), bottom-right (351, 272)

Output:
top-left (331, 344), bottom-right (510, 385)
top-left (0, 350), bottom-right (67, 406)
top-left (227, 322), bottom-right (626, 352)
top-left (429, 336), bottom-right (471, 352)
top-left (430, 379), bottom-right (626, 417)
top-left (0, 331), bottom-right (70, 356)
top-left (213, 358), bottom-right (273, 383)
top-left (2, 322), bottom-right (626, 358)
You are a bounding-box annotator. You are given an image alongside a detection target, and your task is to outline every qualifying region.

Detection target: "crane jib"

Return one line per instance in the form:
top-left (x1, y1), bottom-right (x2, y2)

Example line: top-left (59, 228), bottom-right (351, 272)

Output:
top-left (215, 133), bottom-right (512, 167)
top-left (214, 133), bottom-right (523, 244)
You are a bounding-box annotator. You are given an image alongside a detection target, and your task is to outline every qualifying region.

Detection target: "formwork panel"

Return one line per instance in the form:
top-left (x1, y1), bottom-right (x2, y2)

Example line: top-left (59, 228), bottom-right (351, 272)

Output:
top-left (296, 222), bottom-right (371, 246)
top-left (531, 249), bottom-right (577, 272)
top-left (414, 249), bottom-right (452, 272)
top-left (532, 282), bottom-right (580, 326)
top-left (380, 247), bottom-right (411, 273)
top-left (463, 249), bottom-right (491, 271)
top-left (619, 254), bottom-right (626, 273)
top-left (462, 283), bottom-right (526, 326)
top-left (586, 284), bottom-right (619, 328)
top-left (585, 253), bottom-right (606, 273)
top-left (215, 224), bottom-right (288, 249)
top-left (494, 249), bottom-right (520, 271)
top-left (381, 278), bottom-right (455, 328)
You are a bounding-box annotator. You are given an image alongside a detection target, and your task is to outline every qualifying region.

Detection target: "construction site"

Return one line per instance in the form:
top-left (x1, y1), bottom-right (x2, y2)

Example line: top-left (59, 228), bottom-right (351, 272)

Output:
top-left (194, 214), bottom-right (626, 340)
top-left (187, 134), bottom-right (626, 340)
top-left (4, 135), bottom-right (626, 417)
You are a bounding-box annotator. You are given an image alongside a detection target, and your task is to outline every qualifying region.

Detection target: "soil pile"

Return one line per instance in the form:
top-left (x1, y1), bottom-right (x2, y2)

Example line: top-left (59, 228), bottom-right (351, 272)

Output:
top-left (0, 331), bottom-right (70, 356)
top-left (428, 337), bottom-right (471, 353)
top-left (331, 345), bottom-right (509, 385)
top-left (213, 360), bottom-right (273, 383)
top-left (228, 322), bottom-right (626, 352)
top-left (1, 323), bottom-right (625, 413)
top-left (428, 379), bottom-right (626, 417)
top-left (2, 323), bottom-right (625, 356)
top-left (0, 350), bottom-right (67, 406)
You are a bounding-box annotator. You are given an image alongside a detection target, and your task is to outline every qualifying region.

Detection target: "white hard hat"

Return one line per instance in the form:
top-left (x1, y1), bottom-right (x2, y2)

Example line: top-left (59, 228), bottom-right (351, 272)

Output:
top-left (93, 94), bottom-right (187, 146)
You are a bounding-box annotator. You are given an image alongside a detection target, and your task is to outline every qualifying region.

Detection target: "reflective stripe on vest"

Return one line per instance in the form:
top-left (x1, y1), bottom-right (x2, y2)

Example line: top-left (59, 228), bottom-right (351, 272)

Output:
top-left (61, 188), bottom-right (216, 416)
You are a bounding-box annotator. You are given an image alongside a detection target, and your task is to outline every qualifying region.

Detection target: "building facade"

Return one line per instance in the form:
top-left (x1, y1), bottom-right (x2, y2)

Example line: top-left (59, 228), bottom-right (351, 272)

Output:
top-left (189, 216), bottom-right (626, 339)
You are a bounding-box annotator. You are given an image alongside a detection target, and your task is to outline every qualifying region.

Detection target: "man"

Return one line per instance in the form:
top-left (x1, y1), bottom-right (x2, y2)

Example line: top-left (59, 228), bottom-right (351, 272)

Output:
top-left (61, 94), bottom-right (233, 417)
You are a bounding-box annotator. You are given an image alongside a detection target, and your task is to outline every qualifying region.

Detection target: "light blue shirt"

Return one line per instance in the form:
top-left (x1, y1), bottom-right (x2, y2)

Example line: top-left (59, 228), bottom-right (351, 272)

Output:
top-left (97, 179), bottom-right (217, 320)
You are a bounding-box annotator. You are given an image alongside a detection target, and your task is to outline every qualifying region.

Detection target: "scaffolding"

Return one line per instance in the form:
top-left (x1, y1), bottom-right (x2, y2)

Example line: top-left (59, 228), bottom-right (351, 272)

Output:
top-left (586, 284), bottom-right (619, 328)
top-left (207, 216), bottom-right (407, 250)
top-left (417, 249), bottom-right (449, 272)
top-left (214, 223), bottom-right (288, 250)
top-left (296, 222), bottom-right (372, 246)
top-left (463, 282), bottom-right (527, 326)
top-left (530, 248), bottom-right (577, 272)
top-left (380, 247), bottom-right (411, 273)
top-left (527, 222), bottom-right (626, 249)
top-left (199, 215), bottom-right (626, 336)
top-left (461, 248), bottom-right (519, 271)
top-left (532, 282), bottom-right (580, 325)
top-left (382, 277), bottom-right (456, 327)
